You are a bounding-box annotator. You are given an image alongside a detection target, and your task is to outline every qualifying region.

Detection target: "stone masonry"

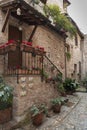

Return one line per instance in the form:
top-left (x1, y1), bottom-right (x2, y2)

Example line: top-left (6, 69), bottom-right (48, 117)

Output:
top-left (0, 1), bottom-right (65, 122)
top-left (66, 33), bottom-right (83, 81)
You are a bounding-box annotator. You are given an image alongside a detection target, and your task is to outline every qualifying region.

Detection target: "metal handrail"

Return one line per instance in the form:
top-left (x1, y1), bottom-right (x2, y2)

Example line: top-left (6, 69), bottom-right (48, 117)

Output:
top-left (44, 55), bottom-right (62, 75)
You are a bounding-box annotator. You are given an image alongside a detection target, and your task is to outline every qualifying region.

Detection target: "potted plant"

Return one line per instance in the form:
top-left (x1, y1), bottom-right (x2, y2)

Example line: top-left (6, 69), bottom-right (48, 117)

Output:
top-left (63, 78), bottom-right (79, 94)
top-left (51, 97), bottom-right (62, 113)
top-left (57, 83), bottom-right (66, 97)
top-left (30, 104), bottom-right (48, 126)
top-left (0, 76), bottom-right (13, 123)
top-left (40, 69), bottom-right (49, 82)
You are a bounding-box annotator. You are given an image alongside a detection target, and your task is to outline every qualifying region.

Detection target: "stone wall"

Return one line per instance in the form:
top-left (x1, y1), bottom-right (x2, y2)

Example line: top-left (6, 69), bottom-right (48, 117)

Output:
top-left (32, 26), bottom-right (65, 76)
top-left (5, 76), bottom-right (59, 121)
top-left (66, 33), bottom-right (83, 81)
top-left (82, 34), bottom-right (87, 79)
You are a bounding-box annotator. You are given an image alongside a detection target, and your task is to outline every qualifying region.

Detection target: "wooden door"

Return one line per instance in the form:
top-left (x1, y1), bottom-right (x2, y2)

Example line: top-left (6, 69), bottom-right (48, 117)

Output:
top-left (8, 25), bottom-right (22, 68)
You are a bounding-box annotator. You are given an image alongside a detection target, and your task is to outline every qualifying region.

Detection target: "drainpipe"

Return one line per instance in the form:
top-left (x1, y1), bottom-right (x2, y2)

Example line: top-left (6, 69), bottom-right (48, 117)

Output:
top-left (64, 37), bottom-right (67, 79)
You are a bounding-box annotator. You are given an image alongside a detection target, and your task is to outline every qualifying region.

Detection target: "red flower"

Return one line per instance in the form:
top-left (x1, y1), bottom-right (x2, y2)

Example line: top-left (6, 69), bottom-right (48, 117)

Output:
top-left (6, 40), bottom-right (15, 45)
top-left (16, 65), bottom-right (20, 69)
top-left (36, 46), bottom-right (40, 49)
top-left (8, 40), bottom-right (15, 43)
top-left (39, 47), bottom-right (44, 51)
top-left (0, 45), bottom-right (5, 48)
top-left (22, 41), bottom-right (32, 46)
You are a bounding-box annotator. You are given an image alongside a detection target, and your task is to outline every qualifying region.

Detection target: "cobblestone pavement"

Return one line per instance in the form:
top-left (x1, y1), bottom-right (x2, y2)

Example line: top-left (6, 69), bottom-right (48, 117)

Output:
top-left (36, 93), bottom-right (84, 130)
top-left (22, 93), bottom-right (83, 130)
top-left (1, 92), bottom-right (87, 130)
top-left (56, 93), bottom-right (87, 130)
top-left (26, 93), bottom-right (86, 130)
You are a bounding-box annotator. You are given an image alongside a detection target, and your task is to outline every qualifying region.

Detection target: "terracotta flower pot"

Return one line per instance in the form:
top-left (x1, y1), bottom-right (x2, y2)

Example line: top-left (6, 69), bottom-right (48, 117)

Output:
top-left (32, 112), bottom-right (44, 126)
top-left (0, 107), bottom-right (12, 124)
top-left (52, 104), bottom-right (61, 113)
top-left (61, 92), bottom-right (67, 97)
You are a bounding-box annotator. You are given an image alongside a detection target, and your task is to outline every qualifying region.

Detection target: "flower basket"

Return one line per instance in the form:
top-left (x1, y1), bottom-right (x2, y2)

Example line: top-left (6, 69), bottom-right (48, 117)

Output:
top-left (35, 46), bottom-right (46, 55)
top-left (35, 49), bottom-right (46, 55)
top-left (9, 44), bottom-right (16, 51)
top-left (0, 107), bottom-right (12, 124)
top-left (20, 44), bottom-right (34, 52)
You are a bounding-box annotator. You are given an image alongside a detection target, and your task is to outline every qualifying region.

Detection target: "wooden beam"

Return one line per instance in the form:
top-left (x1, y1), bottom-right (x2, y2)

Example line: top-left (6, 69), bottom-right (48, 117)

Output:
top-left (28, 25), bottom-right (38, 42)
top-left (2, 8), bottom-right (10, 32)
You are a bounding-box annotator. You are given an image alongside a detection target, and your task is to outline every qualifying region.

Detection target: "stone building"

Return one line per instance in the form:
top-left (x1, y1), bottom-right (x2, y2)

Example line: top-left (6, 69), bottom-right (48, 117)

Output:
top-left (46, 0), bottom-right (84, 81)
top-left (0, 0), bottom-right (66, 122)
top-left (66, 19), bottom-right (84, 81)
top-left (0, 0), bottom-right (84, 126)
top-left (81, 34), bottom-right (87, 79)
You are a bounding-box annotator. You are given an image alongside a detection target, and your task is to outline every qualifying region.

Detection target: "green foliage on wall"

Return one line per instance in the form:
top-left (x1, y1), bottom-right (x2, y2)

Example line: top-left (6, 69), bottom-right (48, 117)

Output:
top-left (43, 4), bottom-right (77, 36)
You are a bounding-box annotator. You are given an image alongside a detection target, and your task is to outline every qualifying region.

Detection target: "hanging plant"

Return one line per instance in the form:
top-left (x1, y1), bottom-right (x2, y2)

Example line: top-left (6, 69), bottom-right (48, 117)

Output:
top-left (43, 4), bottom-right (77, 36)
top-left (66, 52), bottom-right (71, 61)
top-left (33, 0), bottom-right (40, 5)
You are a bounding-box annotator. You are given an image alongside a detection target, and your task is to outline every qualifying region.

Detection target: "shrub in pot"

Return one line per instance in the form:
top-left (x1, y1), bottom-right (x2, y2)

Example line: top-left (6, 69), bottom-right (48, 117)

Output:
top-left (57, 83), bottom-right (66, 97)
top-left (51, 97), bottom-right (62, 113)
top-left (30, 104), bottom-right (48, 126)
top-left (63, 78), bottom-right (79, 94)
top-left (0, 76), bottom-right (13, 123)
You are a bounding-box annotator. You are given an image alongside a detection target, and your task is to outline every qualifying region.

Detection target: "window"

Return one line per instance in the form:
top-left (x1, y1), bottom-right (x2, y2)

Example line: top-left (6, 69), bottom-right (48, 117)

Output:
top-left (79, 61), bottom-right (81, 73)
top-left (8, 25), bottom-right (22, 68)
top-left (75, 34), bottom-right (78, 46)
top-left (63, 0), bottom-right (70, 10)
top-left (74, 64), bottom-right (77, 73)
top-left (66, 45), bottom-right (70, 52)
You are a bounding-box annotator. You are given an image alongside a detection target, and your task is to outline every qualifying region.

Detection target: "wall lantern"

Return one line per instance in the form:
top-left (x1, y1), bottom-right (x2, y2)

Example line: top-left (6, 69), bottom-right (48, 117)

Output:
top-left (17, 8), bottom-right (21, 16)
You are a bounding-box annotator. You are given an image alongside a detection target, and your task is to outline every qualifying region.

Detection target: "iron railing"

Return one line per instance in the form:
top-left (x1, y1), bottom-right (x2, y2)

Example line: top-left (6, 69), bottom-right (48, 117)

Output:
top-left (42, 55), bottom-right (63, 83)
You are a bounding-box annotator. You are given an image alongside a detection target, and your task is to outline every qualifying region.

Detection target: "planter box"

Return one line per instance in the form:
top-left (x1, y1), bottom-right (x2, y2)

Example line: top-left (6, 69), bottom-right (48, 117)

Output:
top-left (0, 107), bottom-right (12, 124)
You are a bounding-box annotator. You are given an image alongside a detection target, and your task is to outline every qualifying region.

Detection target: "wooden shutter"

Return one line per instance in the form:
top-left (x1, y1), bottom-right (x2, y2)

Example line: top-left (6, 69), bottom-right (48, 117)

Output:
top-left (8, 25), bottom-right (22, 68)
